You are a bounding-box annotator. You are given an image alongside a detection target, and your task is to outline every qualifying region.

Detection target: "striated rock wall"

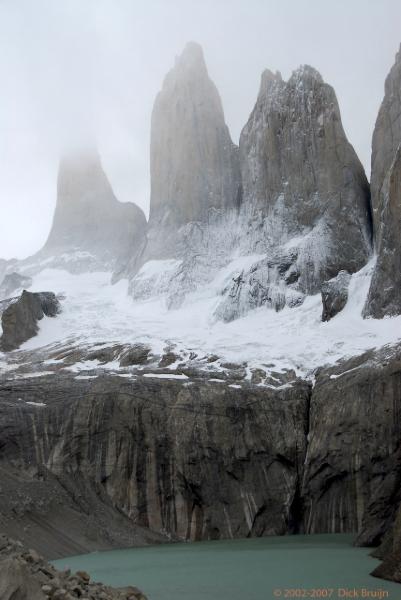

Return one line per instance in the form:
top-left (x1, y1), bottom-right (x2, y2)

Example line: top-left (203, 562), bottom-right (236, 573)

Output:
top-left (2, 346), bottom-right (401, 562)
top-left (0, 375), bottom-right (310, 545)
top-left (302, 348), bottom-right (401, 543)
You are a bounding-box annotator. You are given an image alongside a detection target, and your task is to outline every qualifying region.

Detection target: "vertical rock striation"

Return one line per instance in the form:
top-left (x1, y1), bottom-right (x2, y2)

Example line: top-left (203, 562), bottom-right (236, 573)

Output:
top-left (301, 348), bottom-right (401, 543)
top-left (2, 346), bottom-right (401, 560)
top-left (0, 374), bottom-right (310, 544)
top-left (364, 46), bottom-right (401, 318)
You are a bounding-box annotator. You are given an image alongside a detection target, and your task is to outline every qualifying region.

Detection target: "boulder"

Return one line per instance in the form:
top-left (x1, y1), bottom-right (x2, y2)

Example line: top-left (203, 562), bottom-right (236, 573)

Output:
top-left (0, 290), bottom-right (60, 351)
top-left (119, 343), bottom-right (152, 367)
top-left (0, 557), bottom-right (45, 600)
top-left (321, 270), bottom-right (351, 321)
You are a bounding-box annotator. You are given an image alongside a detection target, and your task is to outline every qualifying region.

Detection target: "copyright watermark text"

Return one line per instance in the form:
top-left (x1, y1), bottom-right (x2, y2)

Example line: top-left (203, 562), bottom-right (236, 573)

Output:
top-left (272, 588), bottom-right (390, 598)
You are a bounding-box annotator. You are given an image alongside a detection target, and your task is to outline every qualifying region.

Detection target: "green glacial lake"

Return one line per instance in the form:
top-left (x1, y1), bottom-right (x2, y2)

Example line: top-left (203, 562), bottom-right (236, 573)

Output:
top-left (53, 534), bottom-right (400, 600)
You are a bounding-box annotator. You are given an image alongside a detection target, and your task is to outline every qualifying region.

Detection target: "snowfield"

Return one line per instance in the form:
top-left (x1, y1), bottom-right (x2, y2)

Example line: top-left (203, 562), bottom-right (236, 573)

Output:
top-left (1, 256), bottom-right (401, 379)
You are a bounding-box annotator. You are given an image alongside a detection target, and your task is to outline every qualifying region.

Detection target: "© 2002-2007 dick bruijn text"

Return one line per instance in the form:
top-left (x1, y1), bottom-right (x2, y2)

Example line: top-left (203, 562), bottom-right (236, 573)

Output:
top-left (271, 588), bottom-right (390, 598)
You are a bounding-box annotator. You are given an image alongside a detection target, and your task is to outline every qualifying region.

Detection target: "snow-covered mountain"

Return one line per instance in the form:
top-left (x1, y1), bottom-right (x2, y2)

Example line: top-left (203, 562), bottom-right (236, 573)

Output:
top-left (0, 42), bottom-right (400, 379)
top-left (127, 42), bottom-right (372, 319)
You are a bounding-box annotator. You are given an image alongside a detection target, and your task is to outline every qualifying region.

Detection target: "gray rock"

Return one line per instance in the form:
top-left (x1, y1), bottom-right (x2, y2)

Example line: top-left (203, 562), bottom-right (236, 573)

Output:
top-left (302, 346), bottom-right (401, 545)
top-left (119, 344), bottom-right (151, 367)
top-left (158, 350), bottom-right (179, 367)
top-left (321, 270), bottom-right (351, 321)
top-left (0, 372), bottom-right (310, 544)
top-left (239, 65), bottom-right (372, 295)
top-left (370, 44), bottom-right (401, 239)
top-left (0, 534), bottom-right (148, 600)
top-left (0, 272), bottom-right (32, 299)
top-left (145, 42), bottom-right (241, 259)
top-left (364, 147), bottom-right (401, 317)
top-left (214, 253), bottom-right (304, 322)
top-left (86, 343), bottom-right (126, 365)
top-left (364, 45), bottom-right (401, 318)
top-left (371, 501), bottom-right (401, 582)
top-left (129, 50), bottom-right (372, 319)
top-left (0, 290), bottom-right (60, 351)
top-left (0, 557), bottom-right (45, 600)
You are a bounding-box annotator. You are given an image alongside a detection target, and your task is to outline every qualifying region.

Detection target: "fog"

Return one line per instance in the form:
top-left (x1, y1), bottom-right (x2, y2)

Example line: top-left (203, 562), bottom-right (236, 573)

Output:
top-left (0, 0), bottom-right (400, 259)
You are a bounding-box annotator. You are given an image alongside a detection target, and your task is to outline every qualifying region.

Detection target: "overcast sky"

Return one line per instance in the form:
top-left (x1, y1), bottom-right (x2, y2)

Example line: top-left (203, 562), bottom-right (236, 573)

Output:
top-left (0, 0), bottom-right (400, 259)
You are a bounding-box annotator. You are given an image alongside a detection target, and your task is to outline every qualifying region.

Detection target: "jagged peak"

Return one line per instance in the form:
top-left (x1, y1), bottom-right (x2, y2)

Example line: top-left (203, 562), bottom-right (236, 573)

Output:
top-left (257, 64), bottom-right (325, 103)
top-left (289, 65), bottom-right (324, 87)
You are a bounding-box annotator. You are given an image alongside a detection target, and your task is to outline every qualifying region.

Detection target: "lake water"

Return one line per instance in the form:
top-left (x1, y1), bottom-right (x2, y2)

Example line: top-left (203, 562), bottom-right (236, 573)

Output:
top-left (53, 534), bottom-right (400, 600)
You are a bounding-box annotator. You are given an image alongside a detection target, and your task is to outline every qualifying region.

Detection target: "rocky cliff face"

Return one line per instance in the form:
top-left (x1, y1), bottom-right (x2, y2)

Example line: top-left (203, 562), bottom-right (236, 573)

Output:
top-left (364, 148), bottom-right (401, 317)
top-left (0, 373), bottom-right (310, 545)
top-left (130, 45), bottom-right (372, 318)
top-left (1, 344), bottom-right (401, 561)
top-left (370, 45), bottom-right (401, 237)
top-left (364, 46), bottom-right (401, 318)
top-left (302, 347), bottom-right (401, 544)
top-left (40, 150), bottom-right (147, 273)
top-left (238, 66), bottom-right (372, 295)
top-left (145, 42), bottom-right (241, 259)
top-left (371, 497), bottom-right (401, 582)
